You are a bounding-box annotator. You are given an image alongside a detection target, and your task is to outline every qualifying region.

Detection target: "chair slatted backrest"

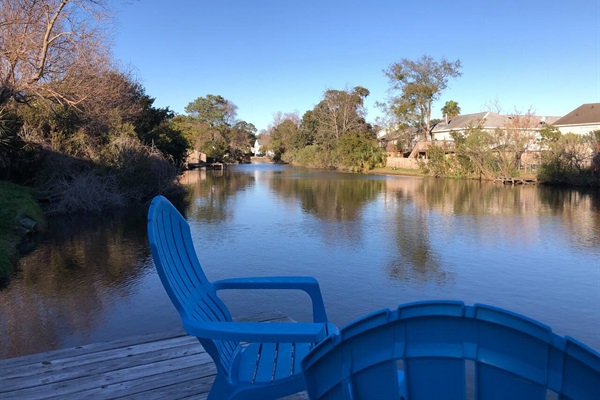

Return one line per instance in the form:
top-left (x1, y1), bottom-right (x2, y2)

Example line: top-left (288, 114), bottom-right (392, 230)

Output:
top-left (147, 195), bottom-right (237, 374)
top-left (302, 301), bottom-right (600, 400)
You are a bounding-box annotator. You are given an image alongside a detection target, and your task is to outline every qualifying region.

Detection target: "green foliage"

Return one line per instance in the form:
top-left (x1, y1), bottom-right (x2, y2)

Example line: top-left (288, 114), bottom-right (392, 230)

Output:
top-left (133, 95), bottom-right (175, 139)
top-left (422, 142), bottom-right (458, 178)
top-left (0, 181), bottom-right (44, 280)
top-left (0, 110), bottom-right (23, 175)
top-left (384, 55), bottom-right (462, 139)
top-left (455, 127), bottom-right (499, 179)
top-left (270, 119), bottom-right (301, 162)
top-left (273, 86), bottom-right (379, 171)
top-left (538, 132), bottom-right (598, 185)
top-left (294, 145), bottom-right (338, 169)
top-left (228, 121), bottom-right (256, 162)
top-left (299, 109), bottom-right (319, 145)
top-left (140, 120), bottom-right (189, 166)
top-left (184, 95), bottom-right (237, 127)
top-left (172, 115), bottom-right (201, 148)
top-left (337, 132), bottom-right (386, 172)
top-left (539, 124), bottom-right (562, 142)
top-left (425, 124), bottom-right (500, 180)
top-left (424, 123), bottom-right (599, 186)
top-left (181, 94), bottom-right (254, 163)
top-left (2, 74), bottom-right (184, 213)
top-left (310, 86), bottom-right (372, 147)
top-left (441, 100), bottom-right (461, 118)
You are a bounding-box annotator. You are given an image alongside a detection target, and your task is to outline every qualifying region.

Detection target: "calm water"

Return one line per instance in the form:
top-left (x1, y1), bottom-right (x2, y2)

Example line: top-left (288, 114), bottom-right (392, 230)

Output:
top-left (1, 164), bottom-right (599, 359)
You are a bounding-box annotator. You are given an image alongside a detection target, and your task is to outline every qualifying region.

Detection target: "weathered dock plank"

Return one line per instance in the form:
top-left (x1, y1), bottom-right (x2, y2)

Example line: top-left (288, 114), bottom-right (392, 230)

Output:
top-left (0, 312), bottom-right (308, 399)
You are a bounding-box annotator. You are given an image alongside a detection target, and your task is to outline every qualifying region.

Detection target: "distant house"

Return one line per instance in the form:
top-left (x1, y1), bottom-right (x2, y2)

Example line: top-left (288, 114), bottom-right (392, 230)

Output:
top-left (251, 139), bottom-right (263, 156)
top-left (553, 103), bottom-right (600, 135)
top-left (417, 112), bottom-right (560, 168)
top-left (250, 138), bottom-right (274, 157)
top-left (377, 127), bottom-right (419, 157)
top-left (430, 112), bottom-right (560, 142)
top-left (185, 150), bottom-right (207, 167)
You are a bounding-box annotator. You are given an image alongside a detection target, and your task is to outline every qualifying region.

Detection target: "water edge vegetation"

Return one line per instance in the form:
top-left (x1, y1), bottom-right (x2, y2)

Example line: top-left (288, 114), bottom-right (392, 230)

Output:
top-left (0, 181), bottom-right (44, 282)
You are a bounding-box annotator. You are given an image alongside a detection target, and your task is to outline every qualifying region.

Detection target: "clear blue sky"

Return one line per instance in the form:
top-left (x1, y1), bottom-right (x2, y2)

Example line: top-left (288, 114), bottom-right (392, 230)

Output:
top-left (113, 0), bottom-right (600, 132)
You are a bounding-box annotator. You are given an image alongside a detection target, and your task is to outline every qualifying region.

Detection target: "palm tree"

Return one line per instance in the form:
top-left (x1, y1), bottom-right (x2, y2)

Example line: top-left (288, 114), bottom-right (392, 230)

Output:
top-left (441, 100), bottom-right (461, 119)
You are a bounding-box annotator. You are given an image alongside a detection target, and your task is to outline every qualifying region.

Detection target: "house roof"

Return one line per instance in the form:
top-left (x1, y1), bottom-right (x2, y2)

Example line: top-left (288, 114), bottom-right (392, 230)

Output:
top-left (431, 112), bottom-right (560, 133)
top-left (554, 103), bottom-right (600, 126)
top-left (432, 112), bottom-right (488, 132)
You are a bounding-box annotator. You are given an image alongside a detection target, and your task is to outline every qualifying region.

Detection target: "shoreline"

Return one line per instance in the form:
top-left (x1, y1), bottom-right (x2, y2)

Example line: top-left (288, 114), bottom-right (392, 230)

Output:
top-left (0, 182), bottom-right (44, 283)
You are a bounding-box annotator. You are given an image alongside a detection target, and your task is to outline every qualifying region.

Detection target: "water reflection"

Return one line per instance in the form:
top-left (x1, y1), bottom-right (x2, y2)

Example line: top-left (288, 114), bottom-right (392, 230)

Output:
top-left (1, 165), bottom-right (599, 359)
top-left (0, 210), bottom-right (149, 358)
top-left (268, 172), bottom-right (385, 221)
top-left (181, 168), bottom-right (255, 222)
top-left (388, 199), bottom-right (448, 285)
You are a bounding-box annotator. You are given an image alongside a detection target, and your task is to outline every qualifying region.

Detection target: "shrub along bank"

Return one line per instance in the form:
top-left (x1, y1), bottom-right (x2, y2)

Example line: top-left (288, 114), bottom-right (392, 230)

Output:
top-left (0, 181), bottom-right (44, 282)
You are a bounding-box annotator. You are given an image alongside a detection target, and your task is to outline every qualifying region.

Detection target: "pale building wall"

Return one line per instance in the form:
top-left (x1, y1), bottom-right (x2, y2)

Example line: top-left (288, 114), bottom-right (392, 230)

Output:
top-left (386, 157), bottom-right (424, 169)
top-left (431, 131), bottom-right (456, 141)
top-left (557, 124), bottom-right (600, 135)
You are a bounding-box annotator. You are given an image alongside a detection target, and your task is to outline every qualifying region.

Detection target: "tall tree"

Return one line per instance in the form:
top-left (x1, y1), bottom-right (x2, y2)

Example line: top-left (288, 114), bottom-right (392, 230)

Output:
top-left (441, 100), bottom-right (461, 119)
top-left (229, 120), bottom-right (256, 160)
top-left (309, 86), bottom-right (371, 148)
top-left (0, 0), bottom-right (110, 109)
top-left (184, 95), bottom-right (237, 127)
top-left (270, 119), bottom-right (300, 161)
top-left (384, 55), bottom-right (462, 141)
top-left (184, 95), bottom-right (238, 160)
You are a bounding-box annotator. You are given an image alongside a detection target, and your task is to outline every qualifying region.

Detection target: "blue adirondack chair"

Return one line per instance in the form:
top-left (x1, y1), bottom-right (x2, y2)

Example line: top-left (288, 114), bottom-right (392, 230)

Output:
top-left (147, 195), bottom-right (337, 400)
top-left (302, 300), bottom-right (600, 400)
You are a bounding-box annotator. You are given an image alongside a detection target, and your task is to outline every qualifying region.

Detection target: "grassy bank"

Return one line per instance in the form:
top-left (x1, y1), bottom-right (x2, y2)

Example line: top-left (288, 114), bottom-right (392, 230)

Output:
top-left (370, 166), bottom-right (424, 177)
top-left (0, 181), bottom-right (44, 281)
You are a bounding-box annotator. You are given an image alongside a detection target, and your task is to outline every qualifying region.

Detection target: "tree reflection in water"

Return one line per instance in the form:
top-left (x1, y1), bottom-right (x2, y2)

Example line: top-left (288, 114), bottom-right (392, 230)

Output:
top-left (0, 210), bottom-right (148, 358)
top-left (1, 166), bottom-right (599, 358)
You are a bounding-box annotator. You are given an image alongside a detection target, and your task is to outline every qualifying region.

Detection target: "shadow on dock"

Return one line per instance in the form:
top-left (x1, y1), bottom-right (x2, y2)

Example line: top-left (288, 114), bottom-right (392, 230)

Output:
top-left (0, 312), bottom-right (307, 400)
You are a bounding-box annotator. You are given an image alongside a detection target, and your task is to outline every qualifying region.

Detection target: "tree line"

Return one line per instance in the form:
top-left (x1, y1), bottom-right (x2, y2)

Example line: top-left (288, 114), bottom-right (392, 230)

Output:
top-left (0, 0), bottom-right (467, 214)
top-left (4, 1), bottom-right (595, 215)
top-left (420, 114), bottom-right (600, 186)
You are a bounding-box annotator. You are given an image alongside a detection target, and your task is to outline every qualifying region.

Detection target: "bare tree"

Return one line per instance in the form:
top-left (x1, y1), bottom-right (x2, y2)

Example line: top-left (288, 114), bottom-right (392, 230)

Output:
top-left (499, 108), bottom-right (539, 173)
top-left (483, 97), bottom-right (503, 114)
top-left (0, 0), bottom-right (111, 109)
top-left (311, 86), bottom-right (370, 147)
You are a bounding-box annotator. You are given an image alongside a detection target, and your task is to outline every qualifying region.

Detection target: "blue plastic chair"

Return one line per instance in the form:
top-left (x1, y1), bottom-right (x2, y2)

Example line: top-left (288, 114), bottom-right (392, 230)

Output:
top-left (147, 195), bottom-right (337, 400)
top-left (302, 300), bottom-right (600, 400)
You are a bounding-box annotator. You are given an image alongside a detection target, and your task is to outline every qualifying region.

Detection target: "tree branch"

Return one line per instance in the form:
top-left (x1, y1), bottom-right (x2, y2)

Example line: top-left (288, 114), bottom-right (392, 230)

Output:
top-left (30, 0), bottom-right (70, 84)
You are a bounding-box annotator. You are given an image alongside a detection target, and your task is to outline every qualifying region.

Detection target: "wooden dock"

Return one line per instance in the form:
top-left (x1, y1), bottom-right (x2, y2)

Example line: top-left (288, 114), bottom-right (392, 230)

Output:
top-left (493, 176), bottom-right (538, 185)
top-left (0, 312), bottom-right (308, 400)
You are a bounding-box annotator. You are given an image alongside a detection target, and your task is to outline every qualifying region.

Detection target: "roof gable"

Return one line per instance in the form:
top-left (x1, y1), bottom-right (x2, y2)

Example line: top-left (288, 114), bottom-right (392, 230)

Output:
top-left (432, 112), bottom-right (501, 132)
top-left (432, 112), bottom-right (561, 133)
top-left (554, 103), bottom-right (600, 126)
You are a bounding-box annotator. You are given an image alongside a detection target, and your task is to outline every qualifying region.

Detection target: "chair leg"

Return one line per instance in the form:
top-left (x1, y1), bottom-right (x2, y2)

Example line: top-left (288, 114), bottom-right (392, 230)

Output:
top-left (207, 374), bottom-right (236, 400)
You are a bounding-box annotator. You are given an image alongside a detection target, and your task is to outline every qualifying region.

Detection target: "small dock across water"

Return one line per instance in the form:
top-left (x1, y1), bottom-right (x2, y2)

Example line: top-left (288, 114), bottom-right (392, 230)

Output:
top-left (494, 176), bottom-right (538, 185)
top-left (0, 312), bottom-right (307, 400)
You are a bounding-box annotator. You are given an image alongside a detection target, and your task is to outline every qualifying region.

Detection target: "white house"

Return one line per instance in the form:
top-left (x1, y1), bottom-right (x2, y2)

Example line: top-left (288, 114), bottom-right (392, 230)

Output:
top-left (251, 139), bottom-right (263, 156)
top-left (250, 138), bottom-right (274, 158)
top-left (553, 103), bottom-right (600, 135)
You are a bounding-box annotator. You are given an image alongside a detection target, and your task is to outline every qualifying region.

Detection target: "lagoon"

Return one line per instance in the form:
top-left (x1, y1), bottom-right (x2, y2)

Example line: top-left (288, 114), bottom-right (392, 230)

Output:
top-left (1, 164), bottom-right (599, 358)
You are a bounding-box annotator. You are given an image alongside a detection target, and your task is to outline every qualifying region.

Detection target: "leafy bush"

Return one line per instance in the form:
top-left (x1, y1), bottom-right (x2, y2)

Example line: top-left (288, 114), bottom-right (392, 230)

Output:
top-left (0, 181), bottom-right (44, 280)
top-left (337, 132), bottom-right (385, 172)
top-left (538, 132), bottom-right (598, 185)
top-left (293, 145), bottom-right (338, 169)
top-left (103, 134), bottom-right (180, 202)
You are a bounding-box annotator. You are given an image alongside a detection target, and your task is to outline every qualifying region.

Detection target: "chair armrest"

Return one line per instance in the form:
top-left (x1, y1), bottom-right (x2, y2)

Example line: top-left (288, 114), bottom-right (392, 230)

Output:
top-left (183, 318), bottom-right (333, 343)
top-left (213, 276), bottom-right (329, 323)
